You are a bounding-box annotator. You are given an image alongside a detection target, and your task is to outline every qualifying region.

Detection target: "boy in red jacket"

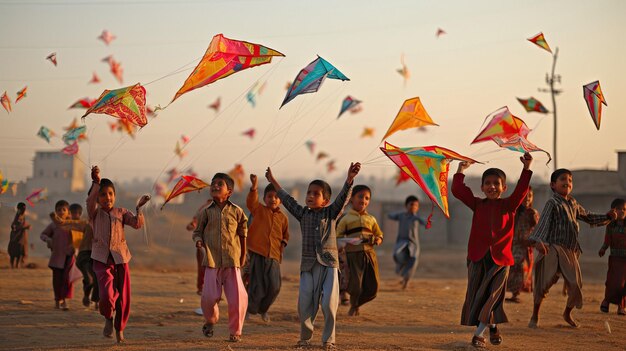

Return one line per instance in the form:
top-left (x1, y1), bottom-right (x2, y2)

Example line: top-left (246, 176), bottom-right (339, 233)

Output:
top-left (452, 153), bottom-right (532, 348)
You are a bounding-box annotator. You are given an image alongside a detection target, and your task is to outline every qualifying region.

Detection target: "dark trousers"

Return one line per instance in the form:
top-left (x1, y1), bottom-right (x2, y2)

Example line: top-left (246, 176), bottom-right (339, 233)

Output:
top-left (347, 250), bottom-right (380, 308)
top-left (76, 250), bottom-right (99, 302)
top-left (247, 252), bottom-right (281, 314)
top-left (51, 255), bottom-right (75, 301)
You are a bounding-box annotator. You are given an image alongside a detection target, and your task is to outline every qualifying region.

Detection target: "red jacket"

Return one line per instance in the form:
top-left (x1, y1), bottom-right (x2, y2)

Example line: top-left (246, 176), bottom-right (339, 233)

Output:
top-left (452, 169), bottom-right (532, 266)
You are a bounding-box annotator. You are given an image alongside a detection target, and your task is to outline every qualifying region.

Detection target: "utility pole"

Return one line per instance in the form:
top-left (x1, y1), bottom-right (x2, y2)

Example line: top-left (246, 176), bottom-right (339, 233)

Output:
top-left (538, 47), bottom-right (562, 170)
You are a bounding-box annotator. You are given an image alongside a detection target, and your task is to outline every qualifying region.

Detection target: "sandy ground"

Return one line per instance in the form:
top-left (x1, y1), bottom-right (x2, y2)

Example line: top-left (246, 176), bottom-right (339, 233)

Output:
top-left (1, 250), bottom-right (625, 351)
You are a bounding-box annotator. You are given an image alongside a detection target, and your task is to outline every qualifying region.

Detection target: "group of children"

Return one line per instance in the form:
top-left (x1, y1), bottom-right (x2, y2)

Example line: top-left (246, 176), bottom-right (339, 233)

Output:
top-left (25, 154), bottom-right (626, 349)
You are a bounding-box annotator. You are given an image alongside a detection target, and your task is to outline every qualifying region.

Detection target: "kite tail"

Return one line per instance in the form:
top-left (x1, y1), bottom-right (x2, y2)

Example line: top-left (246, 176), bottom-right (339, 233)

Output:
top-left (425, 203), bottom-right (434, 229)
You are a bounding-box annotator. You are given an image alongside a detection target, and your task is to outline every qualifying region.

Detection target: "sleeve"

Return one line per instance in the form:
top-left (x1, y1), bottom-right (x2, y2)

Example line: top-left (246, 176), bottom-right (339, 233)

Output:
top-left (237, 209), bottom-right (248, 238)
top-left (528, 200), bottom-right (556, 243)
top-left (451, 173), bottom-right (476, 210)
top-left (192, 208), bottom-right (208, 244)
top-left (506, 169), bottom-right (532, 211)
top-left (40, 223), bottom-right (54, 243)
top-left (276, 189), bottom-right (305, 221)
top-left (602, 225), bottom-right (612, 248)
top-left (246, 188), bottom-right (260, 215)
top-left (372, 217), bottom-right (384, 239)
top-left (122, 208), bottom-right (144, 229)
top-left (329, 181), bottom-right (353, 219)
top-left (336, 215), bottom-right (348, 238)
top-left (281, 216), bottom-right (290, 246)
top-left (86, 181), bottom-right (99, 220)
top-left (575, 201), bottom-right (611, 227)
top-left (387, 212), bottom-right (401, 221)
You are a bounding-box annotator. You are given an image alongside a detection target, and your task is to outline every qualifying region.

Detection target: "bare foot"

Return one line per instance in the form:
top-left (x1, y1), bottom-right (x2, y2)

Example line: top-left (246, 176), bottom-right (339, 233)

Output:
top-left (401, 278), bottom-right (409, 290)
top-left (618, 307), bottom-right (625, 316)
top-left (563, 309), bottom-right (579, 328)
top-left (103, 318), bottom-right (113, 338)
top-left (528, 318), bottom-right (538, 328)
top-left (115, 330), bottom-right (125, 343)
top-left (60, 300), bottom-right (69, 311)
top-left (261, 312), bottom-right (270, 323)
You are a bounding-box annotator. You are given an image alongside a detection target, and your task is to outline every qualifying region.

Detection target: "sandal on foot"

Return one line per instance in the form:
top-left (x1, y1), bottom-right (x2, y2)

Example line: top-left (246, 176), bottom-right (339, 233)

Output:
top-left (228, 334), bottom-right (241, 342)
top-left (471, 335), bottom-right (486, 348)
top-left (202, 323), bottom-right (214, 337)
top-left (323, 342), bottom-right (337, 351)
top-left (295, 340), bottom-right (311, 348)
top-left (489, 326), bottom-right (502, 345)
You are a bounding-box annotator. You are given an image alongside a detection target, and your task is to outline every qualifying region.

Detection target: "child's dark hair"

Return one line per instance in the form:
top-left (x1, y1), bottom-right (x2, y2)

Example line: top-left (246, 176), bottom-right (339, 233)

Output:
top-left (263, 183), bottom-right (277, 197)
top-left (405, 195), bottom-right (419, 206)
top-left (17, 202), bottom-right (26, 210)
top-left (212, 173), bottom-right (235, 191)
top-left (482, 168), bottom-right (506, 184)
top-left (69, 203), bottom-right (83, 215)
top-left (352, 185), bottom-right (371, 198)
top-left (550, 168), bottom-right (572, 183)
top-left (310, 180), bottom-right (332, 201)
top-left (99, 178), bottom-right (116, 194)
top-left (55, 200), bottom-right (69, 209)
top-left (610, 198), bottom-right (625, 209)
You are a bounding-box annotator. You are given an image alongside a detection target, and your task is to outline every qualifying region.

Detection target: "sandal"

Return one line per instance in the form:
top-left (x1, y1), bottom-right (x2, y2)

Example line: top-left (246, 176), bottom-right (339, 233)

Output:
top-left (600, 304), bottom-right (609, 313)
top-left (471, 335), bottom-right (486, 348)
top-left (228, 334), bottom-right (241, 342)
top-left (489, 326), bottom-right (502, 345)
top-left (202, 323), bottom-right (214, 337)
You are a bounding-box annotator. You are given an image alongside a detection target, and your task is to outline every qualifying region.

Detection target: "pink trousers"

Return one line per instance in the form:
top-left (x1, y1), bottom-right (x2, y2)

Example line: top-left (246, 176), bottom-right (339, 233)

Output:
top-left (93, 256), bottom-right (131, 332)
top-left (201, 267), bottom-right (247, 336)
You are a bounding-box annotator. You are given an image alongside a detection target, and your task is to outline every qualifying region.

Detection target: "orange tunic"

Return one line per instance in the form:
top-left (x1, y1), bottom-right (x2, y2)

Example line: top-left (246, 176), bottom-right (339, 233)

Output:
top-left (246, 189), bottom-right (289, 262)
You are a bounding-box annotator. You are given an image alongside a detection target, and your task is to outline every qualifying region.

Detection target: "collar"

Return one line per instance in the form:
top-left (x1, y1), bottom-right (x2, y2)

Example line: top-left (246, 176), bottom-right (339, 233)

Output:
top-left (207, 199), bottom-right (233, 208)
top-left (348, 208), bottom-right (368, 216)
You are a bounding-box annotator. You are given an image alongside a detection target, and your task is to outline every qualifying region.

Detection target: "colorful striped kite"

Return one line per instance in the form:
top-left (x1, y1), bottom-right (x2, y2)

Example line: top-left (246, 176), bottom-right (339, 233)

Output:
top-left (0, 170), bottom-right (8, 195)
top-left (161, 175), bottom-right (209, 210)
top-left (26, 188), bottom-right (47, 207)
top-left (517, 97), bottom-right (548, 113)
top-left (382, 97), bottom-right (438, 141)
top-left (338, 96), bottom-right (361, 119)
top-left (62, 141), bottom-right (79, 155)
top-left (281, 56), bottom-right (349, 108)
top-left (583, 80), bottom-right (607, 130)
top-left (62, 125), bottom-right (87, 145)
top-left (83, 83), bottom-right (147, 127)
top-left (492, 134), bottom-right (551, 163)
top-left (527, 32), bottom-right (552, 54)
top-left (471, 106), bottom-right (528, 144)
top-left (69, 98), bottom-right (96, 109)
top-left (15, 87), bottom-right (27, 103)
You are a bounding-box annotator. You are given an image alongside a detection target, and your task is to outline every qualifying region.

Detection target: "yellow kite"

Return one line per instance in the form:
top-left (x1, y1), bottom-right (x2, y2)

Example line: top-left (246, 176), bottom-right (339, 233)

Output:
top-left (382, 97), bottom-right (438, 141)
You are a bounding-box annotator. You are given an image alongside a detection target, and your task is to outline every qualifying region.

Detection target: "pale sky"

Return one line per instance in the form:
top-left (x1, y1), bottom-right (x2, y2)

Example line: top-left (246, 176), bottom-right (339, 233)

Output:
top-left (1, 0), bottom-right (625, 187)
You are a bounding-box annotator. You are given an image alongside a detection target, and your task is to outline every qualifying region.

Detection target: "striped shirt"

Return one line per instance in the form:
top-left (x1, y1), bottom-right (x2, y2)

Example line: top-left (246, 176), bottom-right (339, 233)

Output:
top-left (602, 221), bottom-right (626, 257)
top-left (337, 208), bottom-right (383, 252)
top-left (529, 192), bottom-right (610, 252)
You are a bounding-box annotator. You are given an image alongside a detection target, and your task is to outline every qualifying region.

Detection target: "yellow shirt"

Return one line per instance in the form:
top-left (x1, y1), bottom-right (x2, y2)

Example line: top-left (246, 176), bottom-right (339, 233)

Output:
top-left (337, 208), bottom-right (383, 252)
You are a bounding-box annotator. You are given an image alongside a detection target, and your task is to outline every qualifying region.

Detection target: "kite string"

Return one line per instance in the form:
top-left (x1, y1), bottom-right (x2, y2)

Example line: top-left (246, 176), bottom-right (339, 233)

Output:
top-left (143, 55), bottom-right (205, 87)
top-left (269, 98), bottom-right (305, 166)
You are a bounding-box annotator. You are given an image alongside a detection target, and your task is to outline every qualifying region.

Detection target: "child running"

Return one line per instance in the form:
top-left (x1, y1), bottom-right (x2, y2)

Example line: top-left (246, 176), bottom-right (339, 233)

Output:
top-left (8, 202), bottom-right (30, 268)
top-left (88, 166), bottom-right (149, 343)
top-left (528, 168), bottom-right (616, 328)
top-left (336, 184), bottom-right (383, 317)
top-left (245, 173), bottom-right (289, 322)
top-left (452, 153), bottom-right (533, 348)
top-left (599, 198), bottom-right (626, 315)
top-left (70, 203), bottom-right (99, 309)
top-left (193, 173), bottom-right (248, 342)
top-left (265, 162), bottom-right (360, 351)
top-left (388, 195), bottom-right (425, 289)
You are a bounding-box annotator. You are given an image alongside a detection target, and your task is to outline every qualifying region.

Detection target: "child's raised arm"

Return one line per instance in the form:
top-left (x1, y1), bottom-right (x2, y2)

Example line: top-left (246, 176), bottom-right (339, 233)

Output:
top-left (451, 162), bottom-right (476, 209)
top-left (456, 161), bottom-right (471, 174)
top-left (328, 162), bottom-right (360, 218)
top-left (246, 174), bottom-right (260, 213)
top-left (520, 152), bottom-right (533, 170)
top-left (265, 167), bottom-right (282, 191)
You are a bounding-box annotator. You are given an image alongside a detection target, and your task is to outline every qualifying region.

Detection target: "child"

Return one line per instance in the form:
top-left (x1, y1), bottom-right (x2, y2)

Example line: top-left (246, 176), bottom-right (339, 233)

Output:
top-left (8, 202), bottom-right (30, 268)
top-left (452, 153), bottom-right (533, 348)
top-left (40, 200), bottom-right (76, 310)
top-left (528, 168), bottom-right (616, 328)
top-left (599, 198), bottom-right (626, 315)
top-left (186, 199), bottom-right (212, 316)
top-left (388, 195), bottom-right (425, 289)
top-left (70, 203), bottom-right (99, 309)
top-left (265, 162), bottom-right (361, 351)
top-left (88, 166), bottom-right (149, 343)
top-left (192, 173), bottom-right (248, 342)
top-left (336, 184), bottom-right (383, 317)
top-left (506, 187), bottom-right (539, 303)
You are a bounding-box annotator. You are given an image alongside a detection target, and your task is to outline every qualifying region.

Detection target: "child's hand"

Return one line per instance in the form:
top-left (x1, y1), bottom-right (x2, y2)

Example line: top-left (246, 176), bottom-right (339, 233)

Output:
top-left (535, 241), bottom-right (548, 255)
top-left (599, 248), bottom-right (606, 257)
top-left (91, 166), bottom-right (101, 183)
top-left (456, 161), bottom-right (471, 174)
top-left (521, 152), bottom-right (533, 170)
top-left (265, 167), bottom-right (276, 184)
top-left (195, 240), bottom-right (204, 248)
top-left (373, 237), bottom-right (382, 246)
top-left (137, 194), bottom-right (151, 209)
top-left (250, 174), bottom-right (258, 189)
top-left (347, 162), bottom-right (361, 183)
top-left (607, 209), bottom-right (617, 220)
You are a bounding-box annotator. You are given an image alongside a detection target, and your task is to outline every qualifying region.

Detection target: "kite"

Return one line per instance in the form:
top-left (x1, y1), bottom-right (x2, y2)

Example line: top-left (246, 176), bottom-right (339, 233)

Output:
top-left (281, 56), bottom-right (349, 108)
top-left (397, 54), bottom-right (410, 86)
top-left (69, 98), bottom-right (96, 109)
top-left (517, 97), bottom-right (548, 113)
top-left (228, 164), bottom-right (245, 192)
top-left (46, 52), bottom-right (57, 66)
top-left (471, 106), bottom-right (529, 144)
top-left (583, 80), bottom-right (607, 130)
top-left (109, 58), bottom-right (123, 84)
top-left (161, 175), bottom-right (209, 209)
top-left (361, 127), bottom-right (375, 138)
top-left (242, 128), bottom-right (255, 139)
top-left (316, 152), bottom-right (329, 162)
top-left (172, 34), bottom-right (284, 104)
top-left (98, 30), bottom-right (116, 46)
top-left (492, 134), bottom-right (552, 163)
top-left (327, 160), bottom-right (336, 173)
top-left (527, 32), bottom-right (552, 54)
top-left (89, 72), bottom-right (101, 84)
top-left (208, 97), bottom-right (221, 112)
top-left (382, 97), bottom-right (439, 141)
top-left (83, 83), bottom-right (147, 127)
top-left (436, 28), bottom-right (446, 38)
top-left (37, 126), bottom-right (55, 143)
top-left (246, 90), bottom-right (256, 107)
top-left (246, 81), bottom-right (266, 108)
top-left (350, 105), bottom-right (363, 114)
top-left (62, 141), bottom-right (79, 155)
top-left (395, 169), bottom-right (411, 186)
top-left (181, 135), bottom-right (190, 144)
top-left (380, 142), bottom-right (478, 227)
top-left (305, 140), bottom-right (315, 154)
top-left (62, 125), bottom-right (87, 145)
top-left (174, 141), bottom-right (187, 159)
top-left (25, 188), bottom-right (46, 207)
top-left (109, 119), bottom-right (136, 138)
top-left (101, 55), bottom-right (113, 64)
top-left (146, 105), bottom-right (157, 118)
top-left (15, 86), bottom-right (27, 103)
top-left (338, 96), bottom-right (362, 119)
top-left (0, 171), bottom-right (8, 195)
top-left (1, 91), bottom-right (11, 113)
top-left (64, 118), bottom-right (80, 131)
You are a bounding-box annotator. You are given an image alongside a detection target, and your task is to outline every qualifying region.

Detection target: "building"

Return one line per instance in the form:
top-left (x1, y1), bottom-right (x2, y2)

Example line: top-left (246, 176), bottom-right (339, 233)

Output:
top-left (25, 151), bottom-right (86, 195)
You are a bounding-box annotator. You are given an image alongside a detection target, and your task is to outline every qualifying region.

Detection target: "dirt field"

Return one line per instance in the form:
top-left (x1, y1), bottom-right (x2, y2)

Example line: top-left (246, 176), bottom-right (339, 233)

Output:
top-left (1, 250), bottom-right (625, 351)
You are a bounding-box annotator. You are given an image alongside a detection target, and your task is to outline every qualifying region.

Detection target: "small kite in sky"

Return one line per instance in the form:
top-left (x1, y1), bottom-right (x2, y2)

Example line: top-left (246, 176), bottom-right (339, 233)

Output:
top-left (89, 72), bottom-right (101, 84)
top-left (281, 56), bottom-right (349, 108)
top-left (181, 135), bottom-right (190, 144)
top-left (83, 83), bottom-right (147, 127)
top-left (172, 34), bottom-right (284, 104)
top-left (62, 125), bottom-right (87, 145)
top-left (109, 118), bottom-right (136, 138)
top-left (471, 106), bottom-right (528, 144)
top-left (517, 97), bottom-right (548, 113)
top-left (69, 98), bottom-right (96, 109)
top-left (15, 87), bottom-right (27, 103)
top-left (208, 97), bottom-right (221, 112)
top-left (338, 96), bottom-right (361, 119)
top-left (1, 91), bottom-right (11, 113)
top-left (109, 58), bottom-right (123, 84)
top-left (327, 160), bottom-right (336, 173)
top-left (37, 126), bottom-right (55, 143)
top-left (397, 54), bottom-right (410, 86)
top-left (174, 141), bottom-right (187, 159)
top-left (98, 30), bottom-right (116, 46)
top-left (101, 55), bottom-right (113, 64)
top-left (228, 164), bottom-right (245, 192)
top-left (25, 188), bottom-right (47, 207)
top-left (61, 141), bottom-right (79, 155)
top-left (361, 127), bottom-right (375, 138)
top-left (382, 97), bottom-right (438, 141)
top-left (246, 81), bottom-right (266, 108)
top-left (161, 175), bottom-right (209, 210)
top-left (0, 171), bottom-right (8, 195)
top-left (583, 80), bottom-right (607, 130)
top-left (436, 28), bottom-right (446, 38)
top-left (242, 128), bottom-right (255, 139)
top-left (64, 118), bottom-right (80, 131)
top-left (527, 32), bottom-right (552, 54)
top-left (305, 140), bottom-right (315, 154)
top-left (46, 52), bottom-right (57, 66)
top-left (316, 152), bottom-right (329, 162)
